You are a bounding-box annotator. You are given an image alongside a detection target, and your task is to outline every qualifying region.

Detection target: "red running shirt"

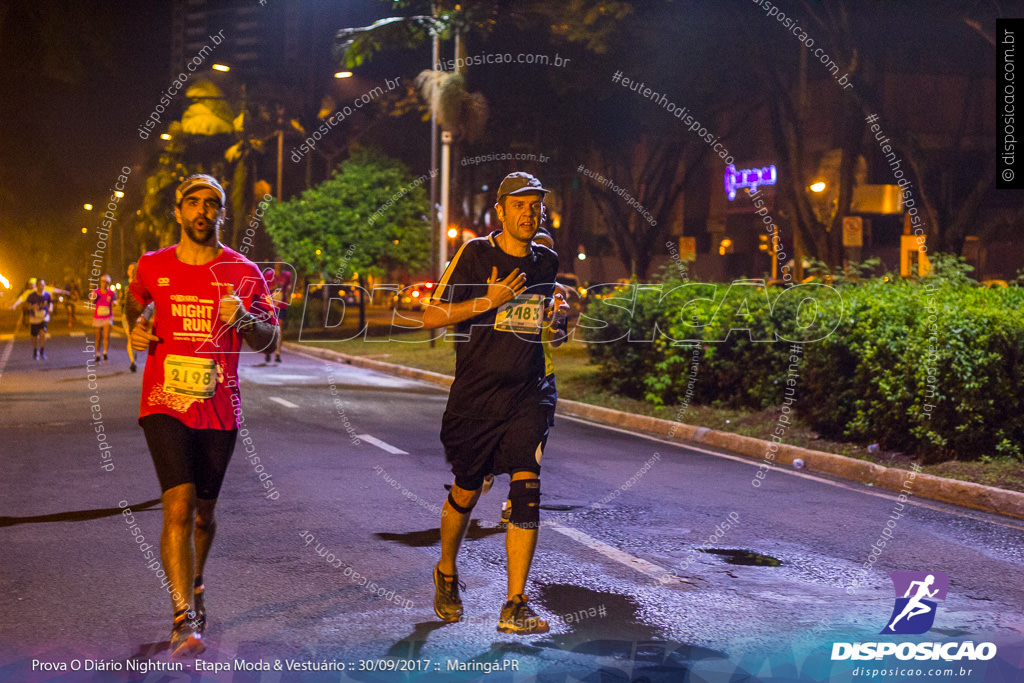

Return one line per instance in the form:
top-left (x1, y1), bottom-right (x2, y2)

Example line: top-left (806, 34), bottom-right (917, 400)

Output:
top-left (129, 246), bottom-right (277, 429)
top-left (92, 289), bottom-right (117, 320)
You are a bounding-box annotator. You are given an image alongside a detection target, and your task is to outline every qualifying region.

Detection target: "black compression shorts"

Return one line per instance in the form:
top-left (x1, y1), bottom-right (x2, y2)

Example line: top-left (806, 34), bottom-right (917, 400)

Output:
top-left (441, 407), bottom-right (553, 490)
top-left (140, 414), bottom-right (238, 499)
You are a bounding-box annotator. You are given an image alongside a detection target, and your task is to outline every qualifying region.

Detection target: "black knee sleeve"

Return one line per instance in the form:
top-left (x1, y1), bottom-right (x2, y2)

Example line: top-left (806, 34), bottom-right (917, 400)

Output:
top-left (508, 479), bottom-right (540, 528)
top-left (447, 491), bottom-right (476, 515)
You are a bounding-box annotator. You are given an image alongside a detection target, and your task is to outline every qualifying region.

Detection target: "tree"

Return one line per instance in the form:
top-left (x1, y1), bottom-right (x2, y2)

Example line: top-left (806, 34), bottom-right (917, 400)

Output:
top-left (263, 149), bottom-right (431, 328)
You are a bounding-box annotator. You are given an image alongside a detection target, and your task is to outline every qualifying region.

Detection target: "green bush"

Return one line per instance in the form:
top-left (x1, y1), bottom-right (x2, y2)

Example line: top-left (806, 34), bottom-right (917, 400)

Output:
top-left (583, 270), bottom-right (1024, 462)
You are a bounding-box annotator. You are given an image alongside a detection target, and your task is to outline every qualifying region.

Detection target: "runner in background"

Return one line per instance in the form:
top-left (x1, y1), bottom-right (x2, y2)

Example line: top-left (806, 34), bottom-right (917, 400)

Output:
top-left (24, 279), bottom-right (53, 360)
top-left (62, 278), bottom-right (81, 327)
top-left (121, 263), bottom-right (141, 372)
top-left (262, 264), bottom-right (293, 363)
top-left (90, 274), bottom-right (117, 363)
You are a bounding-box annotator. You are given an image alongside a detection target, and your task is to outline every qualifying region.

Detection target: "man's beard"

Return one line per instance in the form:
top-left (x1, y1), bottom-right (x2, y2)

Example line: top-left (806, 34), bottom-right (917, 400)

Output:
top-left (184, 217), bottom-right (219, 245)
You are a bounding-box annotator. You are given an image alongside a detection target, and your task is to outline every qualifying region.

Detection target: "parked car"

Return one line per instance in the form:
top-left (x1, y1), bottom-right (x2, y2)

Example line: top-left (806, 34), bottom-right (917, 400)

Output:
top-left (392, 282), bottom-right (435, 310)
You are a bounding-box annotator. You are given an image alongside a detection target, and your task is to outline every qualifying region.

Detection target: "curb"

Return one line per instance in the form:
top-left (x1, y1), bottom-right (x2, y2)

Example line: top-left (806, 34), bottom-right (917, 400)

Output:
top-left (284, 342), bottom-right (1024, 521)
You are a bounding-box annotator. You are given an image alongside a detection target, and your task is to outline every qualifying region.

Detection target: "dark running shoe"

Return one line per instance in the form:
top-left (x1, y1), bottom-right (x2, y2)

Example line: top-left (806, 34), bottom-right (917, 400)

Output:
top-left (275, 354), bottom-right (281, 363)
top-left (433, 564), bottom-right (464, 623)
top-left (169, 616), bottom-right (204, 659)
top-left (39, 350), bottom-right (46, 360)
top-left (497, 594), bottom-right (549, 634)
top-left (130, 362), bottom-right (137, 373)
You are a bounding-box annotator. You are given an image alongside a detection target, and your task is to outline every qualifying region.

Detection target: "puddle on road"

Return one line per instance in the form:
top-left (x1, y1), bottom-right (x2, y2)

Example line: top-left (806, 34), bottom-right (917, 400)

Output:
top-left (375, 519), bottom-right (504, 547)
top-left (525, 584), bottom-right (736, 680)
top-left (700, 548), bottom-right (782, 566)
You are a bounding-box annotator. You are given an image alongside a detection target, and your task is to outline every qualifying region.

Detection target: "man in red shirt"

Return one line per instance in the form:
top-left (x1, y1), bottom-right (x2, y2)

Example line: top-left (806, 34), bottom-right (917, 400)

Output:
top-left (127, 175), bottom-right (278, 658)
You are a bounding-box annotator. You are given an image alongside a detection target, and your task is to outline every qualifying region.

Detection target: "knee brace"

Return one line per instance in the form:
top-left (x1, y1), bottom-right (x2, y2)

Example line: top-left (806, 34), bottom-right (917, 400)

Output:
top-left (447, 491), bottom-right (476, 515)
top-left (508, 478), bottom-right (540, 528)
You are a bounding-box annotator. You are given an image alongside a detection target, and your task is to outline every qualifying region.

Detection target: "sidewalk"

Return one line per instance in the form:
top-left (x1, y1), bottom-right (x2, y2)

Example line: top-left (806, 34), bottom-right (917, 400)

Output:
top-left (286, 341), bottom-right (1024, 521)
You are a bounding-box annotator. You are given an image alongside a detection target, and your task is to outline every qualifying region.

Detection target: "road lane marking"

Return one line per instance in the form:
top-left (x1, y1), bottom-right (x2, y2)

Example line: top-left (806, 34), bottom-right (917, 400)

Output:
top-left (69, 332), bottom-right (85, 338)
top-left (357, 434), bottom-right (408, 454)
top-left (547, 523), bottom-right (688, 585)
top-left (268, 396), bottom-right (299, 408)
top-left (560, 414), bottom-right (1024, 532)
top-left (0, 320), bottom-right (19, 387)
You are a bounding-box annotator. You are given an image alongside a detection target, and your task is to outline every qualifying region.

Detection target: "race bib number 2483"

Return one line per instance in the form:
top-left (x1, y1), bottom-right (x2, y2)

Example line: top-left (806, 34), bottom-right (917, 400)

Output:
top-left (494, 294), bottom-right (544, 334)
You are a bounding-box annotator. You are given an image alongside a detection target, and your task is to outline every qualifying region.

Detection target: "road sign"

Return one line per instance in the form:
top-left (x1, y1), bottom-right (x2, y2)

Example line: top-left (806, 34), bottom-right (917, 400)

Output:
top-left (842, 216), bottom-right (863, 247)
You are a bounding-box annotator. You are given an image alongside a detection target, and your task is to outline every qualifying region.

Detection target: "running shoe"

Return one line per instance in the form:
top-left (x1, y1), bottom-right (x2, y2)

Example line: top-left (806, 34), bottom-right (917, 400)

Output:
top-left (265, 352), bottom-right (271, 363)
top-left (275, 354), bottom-right (281, 363)
top-left (433, 564), bottom-right (464, 623)
top-left (169, 616), bottom-right (204, 658)
top-left (32, 349), bottom-right (37, 360)
top-left (39, 350), bottom-right (46, 360)
top-left (497, 594), bottom-right (549, 634)
top-left (130, 362), bottom-right (137, 373)
top-left (103, 353), bottom-right (108, 362)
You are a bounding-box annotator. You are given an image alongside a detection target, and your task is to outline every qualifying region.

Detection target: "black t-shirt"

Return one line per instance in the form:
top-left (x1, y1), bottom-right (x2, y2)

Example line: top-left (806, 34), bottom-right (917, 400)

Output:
top-left (26, 291), bottom-right (52, 323)
top-left (436, 232), bottom-right (559, 418)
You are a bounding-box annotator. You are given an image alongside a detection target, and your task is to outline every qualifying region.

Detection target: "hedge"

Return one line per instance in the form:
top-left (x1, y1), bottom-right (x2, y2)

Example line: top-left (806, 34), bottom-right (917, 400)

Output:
top-left (581, 275), bottom-right (1024, 463)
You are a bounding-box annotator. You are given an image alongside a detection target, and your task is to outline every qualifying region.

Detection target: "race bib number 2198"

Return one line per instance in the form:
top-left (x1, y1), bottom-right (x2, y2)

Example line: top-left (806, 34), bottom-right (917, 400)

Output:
top-left (163, 355), bottom-right (218, 399)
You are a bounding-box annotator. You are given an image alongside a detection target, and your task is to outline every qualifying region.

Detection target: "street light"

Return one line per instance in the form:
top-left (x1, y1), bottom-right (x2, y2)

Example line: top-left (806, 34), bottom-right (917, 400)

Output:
top-left (160, 133), bottom-right (172, 141)
top-left (334, 71), bottom-right (353, 79)
top-left (83, 204), bottom-right (93, 211)
top-left (212, 64), bottom-right (230, 72)
top-left (810, 181), bottom-right (827, 193)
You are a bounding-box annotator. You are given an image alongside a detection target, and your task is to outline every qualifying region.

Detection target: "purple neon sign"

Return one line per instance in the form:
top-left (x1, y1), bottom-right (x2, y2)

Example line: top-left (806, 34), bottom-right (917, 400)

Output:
top-left (725, 164), bottom-right (777, 200)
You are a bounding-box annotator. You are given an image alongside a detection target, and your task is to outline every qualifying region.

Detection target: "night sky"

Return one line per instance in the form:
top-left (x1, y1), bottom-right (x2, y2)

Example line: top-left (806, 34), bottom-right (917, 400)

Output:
top-left (0, 1), bottom-right (382, 290)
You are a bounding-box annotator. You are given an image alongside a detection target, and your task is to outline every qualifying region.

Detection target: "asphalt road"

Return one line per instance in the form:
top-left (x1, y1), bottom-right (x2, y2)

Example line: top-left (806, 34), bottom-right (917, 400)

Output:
top-left (1, 307), bottom-right (1022, 682)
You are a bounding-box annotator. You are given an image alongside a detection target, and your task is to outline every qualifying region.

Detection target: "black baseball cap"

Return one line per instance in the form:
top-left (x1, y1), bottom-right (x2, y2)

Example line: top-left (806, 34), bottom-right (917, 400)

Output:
top-left (496, 172), bottom-right (550, 202)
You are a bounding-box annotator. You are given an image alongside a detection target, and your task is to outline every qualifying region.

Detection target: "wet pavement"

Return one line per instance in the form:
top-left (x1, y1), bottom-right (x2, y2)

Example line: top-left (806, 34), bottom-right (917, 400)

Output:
top-left (1, 312), bottom-right (1022, 681)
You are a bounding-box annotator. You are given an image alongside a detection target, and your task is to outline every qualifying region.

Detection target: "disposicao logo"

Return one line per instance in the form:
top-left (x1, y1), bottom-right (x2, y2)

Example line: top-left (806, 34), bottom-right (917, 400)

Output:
top-left (831, 571), bottom-right (997, 662)
top-left (881, 570), bottom-right (948, 635)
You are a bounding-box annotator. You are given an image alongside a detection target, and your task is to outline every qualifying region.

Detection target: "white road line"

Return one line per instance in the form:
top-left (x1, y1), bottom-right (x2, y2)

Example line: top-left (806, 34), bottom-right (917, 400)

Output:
top-left (560, 414), bottom-right (1024, 532)
top-left (0, 319), bottom-right (20, 387)
top-left (547, 523), bottom-right (686, 585)
top-left (0, 335), bottom-right (13, 387)
top-left (69, 332), bottom-right (85, 338)
top-left (268, 396), bottom-right (299, 408)
top-left (356, 434), bottom-right (408, 455)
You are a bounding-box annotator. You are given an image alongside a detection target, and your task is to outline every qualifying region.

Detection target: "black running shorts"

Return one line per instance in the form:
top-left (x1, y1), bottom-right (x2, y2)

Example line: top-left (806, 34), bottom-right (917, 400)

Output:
top-left (30, 322), bottom-right (47, 337)
top-left (140, 414), bottom-right (238, 499)
top-left (441, 407), bottom-right (553, 490)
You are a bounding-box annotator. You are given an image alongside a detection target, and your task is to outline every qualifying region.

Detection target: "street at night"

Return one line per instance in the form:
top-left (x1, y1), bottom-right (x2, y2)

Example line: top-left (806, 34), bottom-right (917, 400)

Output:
top-left (1, 308), bottom-right (1023, 681)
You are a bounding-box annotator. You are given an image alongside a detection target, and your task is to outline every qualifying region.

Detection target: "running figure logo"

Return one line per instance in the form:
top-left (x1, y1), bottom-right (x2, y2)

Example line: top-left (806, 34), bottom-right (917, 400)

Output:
top-left (881, 571), bottom-right (949, 635)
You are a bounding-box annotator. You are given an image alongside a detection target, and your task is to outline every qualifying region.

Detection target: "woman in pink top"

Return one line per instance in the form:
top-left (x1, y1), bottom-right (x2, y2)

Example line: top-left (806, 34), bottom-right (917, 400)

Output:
top-left (90, 274), bottom-right (117, 362)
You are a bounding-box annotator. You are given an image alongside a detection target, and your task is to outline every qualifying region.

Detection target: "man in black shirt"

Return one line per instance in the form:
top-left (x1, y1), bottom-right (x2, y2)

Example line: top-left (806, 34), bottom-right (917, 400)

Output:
top-left (422, 172), bottom-right (566, 634)
top-left (25, 279), bottom-right (53, 360)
